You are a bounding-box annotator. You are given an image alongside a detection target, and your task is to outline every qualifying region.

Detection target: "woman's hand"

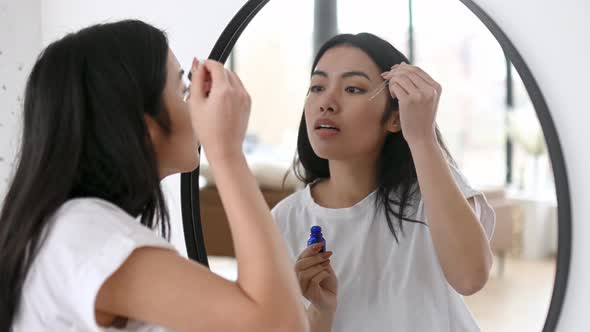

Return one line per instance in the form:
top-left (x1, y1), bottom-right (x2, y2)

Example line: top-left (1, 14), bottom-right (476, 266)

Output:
top-left (295, 243), bottom-right (338, 314)
top-left (187, 58), bottom-right (251, 163)
top-left (383, 67), bottom-right (492, 296)
top-left (381, 63), bottom-right (442, 146)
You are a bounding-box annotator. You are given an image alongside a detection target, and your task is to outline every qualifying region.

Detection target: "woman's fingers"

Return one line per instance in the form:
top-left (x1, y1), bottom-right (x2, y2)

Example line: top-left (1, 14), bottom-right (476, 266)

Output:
top-left (228, 69), bottom-right (245, 92)
top-left (402, 71), bottom-right (431, 90)
top-left (225, 67), bottom-right (237, 89)
top-left (297, 243), bottom-right (325, 260)
top-left (308, 270), bottom-right (331, 291)
top-left (227, 70), bottom-right (251, 108)
top-left (186, 58), bottom-right (252, 162)
top-left (383, 68), bottom-right (424, 100)
top-left (389, 72), bottom-right (438, 105)
top-left (389, 76), bottom-right (411, 97)
top-left (298, 263), bottom-right (331, 293)
top-left (295, 251), bottom-right (333, 272)
top-left (406, 64), bottom-right (441, 94)
top-left (201, 60), bottom-right (230, 95)
top-left (391, 63), bottom-right (441, 95)
top-left (296, 245), bottom-right (333, 294)
top-left (189, 58), bottom-right (208, 100)
top-left (381, 70), bottom-right (394, 80)
top-left (325, 262), bottom-right (336, 275)
top-left (392, 75), bottom-right (419, 93)
top-left (400, 71), bottom-right (438, 100)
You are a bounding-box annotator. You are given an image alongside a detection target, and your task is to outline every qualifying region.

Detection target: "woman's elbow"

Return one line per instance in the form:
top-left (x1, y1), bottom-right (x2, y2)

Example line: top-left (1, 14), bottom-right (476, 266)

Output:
top-left (453, 266), bottom-right (490, 296)
top-left (456, 244), bottom-right (494, 296)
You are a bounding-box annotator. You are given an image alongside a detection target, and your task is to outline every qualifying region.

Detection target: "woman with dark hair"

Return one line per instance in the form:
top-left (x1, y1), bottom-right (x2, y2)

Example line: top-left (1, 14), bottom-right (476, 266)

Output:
top-left (0, 20), bottom-right (308, 331)
top-left (272, 33), bottom-right (495, 331)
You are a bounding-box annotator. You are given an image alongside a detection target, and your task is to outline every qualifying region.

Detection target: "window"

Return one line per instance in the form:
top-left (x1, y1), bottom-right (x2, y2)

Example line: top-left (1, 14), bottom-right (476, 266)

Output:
top-left (231, 0), bottom-right (315, 168)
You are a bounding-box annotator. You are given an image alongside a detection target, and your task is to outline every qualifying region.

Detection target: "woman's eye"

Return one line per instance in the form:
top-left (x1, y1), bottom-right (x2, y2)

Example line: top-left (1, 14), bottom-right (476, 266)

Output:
top-left (345, 87), bottom-right (365, 94)
top-left (309, 85), bottom-right (324, 93)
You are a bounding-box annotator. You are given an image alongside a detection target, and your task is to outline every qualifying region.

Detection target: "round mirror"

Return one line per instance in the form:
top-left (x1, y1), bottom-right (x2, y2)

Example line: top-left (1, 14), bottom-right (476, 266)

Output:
top-left (191, 1), bottom-right (571, 331)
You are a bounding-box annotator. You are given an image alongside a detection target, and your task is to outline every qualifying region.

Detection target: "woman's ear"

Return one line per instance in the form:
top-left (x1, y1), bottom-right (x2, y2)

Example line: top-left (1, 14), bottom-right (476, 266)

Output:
top-left (386, 110), bottom-right (402, 133)
top-left (144, 114), bottom-right (162, 148)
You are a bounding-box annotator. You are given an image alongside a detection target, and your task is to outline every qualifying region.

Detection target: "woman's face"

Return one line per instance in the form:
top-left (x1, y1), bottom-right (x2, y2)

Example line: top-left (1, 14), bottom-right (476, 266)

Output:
top-left (304, 46), bottom-right (400, 162)
top-left (149, 49), bottom-right (200, 178)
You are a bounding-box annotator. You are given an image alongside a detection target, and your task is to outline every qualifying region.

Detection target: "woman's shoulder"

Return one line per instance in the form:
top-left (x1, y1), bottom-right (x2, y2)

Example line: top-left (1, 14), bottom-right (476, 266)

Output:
top-left (55, 197), bottom-right (130, 218)
top-left (50, 197), bottom-right (144, 236)
top-left (34, 197), bottom-right (175, 287)
top-left (19, 198), bottom-right (174, 332)
top-left (43, 197), bottom-right (173, 260)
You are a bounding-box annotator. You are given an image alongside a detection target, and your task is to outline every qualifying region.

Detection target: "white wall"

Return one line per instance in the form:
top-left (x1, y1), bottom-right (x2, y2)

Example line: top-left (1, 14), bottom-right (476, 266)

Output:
top-left (0, 0), bottom-right (42, 198)
top-left (40, 0), bottom-right (245, 66)
top-left (472, 0), bottom-right (589, 330)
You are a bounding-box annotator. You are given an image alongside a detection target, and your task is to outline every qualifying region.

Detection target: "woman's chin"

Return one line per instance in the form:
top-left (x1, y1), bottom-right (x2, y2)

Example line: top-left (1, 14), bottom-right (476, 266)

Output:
top-left (311, 147), bottom-right (346, 161)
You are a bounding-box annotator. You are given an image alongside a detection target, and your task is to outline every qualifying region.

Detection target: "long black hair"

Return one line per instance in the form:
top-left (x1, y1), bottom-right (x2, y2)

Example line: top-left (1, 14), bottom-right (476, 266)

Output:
top-left (0, 20), bottom-right (172, 329)
top-left (293, 33), bottom-right (455, 242)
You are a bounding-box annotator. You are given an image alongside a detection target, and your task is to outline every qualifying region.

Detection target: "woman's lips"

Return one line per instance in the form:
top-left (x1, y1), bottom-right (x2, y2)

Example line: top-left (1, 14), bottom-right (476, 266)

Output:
top-left (315, 127), bottom-right (340, 137)
top-left (313, 118), bottom-right (341, 137)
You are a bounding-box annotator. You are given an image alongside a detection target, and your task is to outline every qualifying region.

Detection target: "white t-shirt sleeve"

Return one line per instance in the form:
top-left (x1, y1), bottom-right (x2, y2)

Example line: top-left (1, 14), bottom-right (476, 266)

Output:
top-left (418, 162), bottom-right (496, 241)
top-left (448, 162), bottom-right (496, 240)
top-left (271, 200), bottom-right (298, 263)
top-left (33, 199), bottom-right (176, 331)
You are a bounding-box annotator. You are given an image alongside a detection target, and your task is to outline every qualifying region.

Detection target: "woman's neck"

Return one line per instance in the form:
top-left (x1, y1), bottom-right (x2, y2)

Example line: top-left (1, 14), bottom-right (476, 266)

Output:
top-left (311, 157), bottom-right (379, 209)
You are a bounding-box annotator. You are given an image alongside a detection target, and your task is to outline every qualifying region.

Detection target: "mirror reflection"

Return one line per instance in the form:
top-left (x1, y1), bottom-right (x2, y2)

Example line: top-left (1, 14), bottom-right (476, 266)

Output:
top-left (199, 1), bottom-right (558, 331)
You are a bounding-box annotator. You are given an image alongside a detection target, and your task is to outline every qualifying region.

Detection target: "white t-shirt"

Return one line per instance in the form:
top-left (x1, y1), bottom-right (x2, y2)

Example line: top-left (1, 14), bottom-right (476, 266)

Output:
top-left (271, 164), bottom-right (495, 332)
top-left (13, 198), bottom-right (176, 332)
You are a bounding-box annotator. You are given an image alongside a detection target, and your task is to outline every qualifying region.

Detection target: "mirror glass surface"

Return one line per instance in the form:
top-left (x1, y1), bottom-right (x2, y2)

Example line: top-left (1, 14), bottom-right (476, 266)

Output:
top-left (199, 1), bottom-right (559, 331)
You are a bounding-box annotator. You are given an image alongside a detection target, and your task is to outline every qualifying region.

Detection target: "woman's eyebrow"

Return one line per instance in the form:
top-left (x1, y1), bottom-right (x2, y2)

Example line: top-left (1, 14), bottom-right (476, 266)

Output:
top-left (341, 71), bottom-right (371, 81)
top-left (311, 70), bottom-right (371, 81)
top-left (311, 70), bottom-right (328, 78)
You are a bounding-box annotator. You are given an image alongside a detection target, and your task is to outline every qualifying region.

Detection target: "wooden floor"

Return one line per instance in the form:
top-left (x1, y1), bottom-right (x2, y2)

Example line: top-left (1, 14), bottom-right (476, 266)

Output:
top-left (464, 256), bottom-right (556, 332)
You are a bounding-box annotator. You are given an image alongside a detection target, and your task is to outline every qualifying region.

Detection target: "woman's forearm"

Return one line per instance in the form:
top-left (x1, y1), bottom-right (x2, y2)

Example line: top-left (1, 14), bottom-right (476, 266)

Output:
top-left (208, 153), bottom-right (308, 329)
top-left (409, 138), bottom-right (493, 295)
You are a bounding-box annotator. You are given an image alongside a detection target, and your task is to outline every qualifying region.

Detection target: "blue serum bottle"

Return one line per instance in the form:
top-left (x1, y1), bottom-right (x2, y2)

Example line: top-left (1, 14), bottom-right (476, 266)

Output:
top-left (307, 226), bottom-right (326, 253)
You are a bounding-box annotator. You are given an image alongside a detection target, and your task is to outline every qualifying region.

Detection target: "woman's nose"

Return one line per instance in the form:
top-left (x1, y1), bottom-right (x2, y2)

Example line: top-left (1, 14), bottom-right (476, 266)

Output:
top-left (320, 105), bottom-right (337, 113)
top-left (319, 90), bottom-right (339, 113)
